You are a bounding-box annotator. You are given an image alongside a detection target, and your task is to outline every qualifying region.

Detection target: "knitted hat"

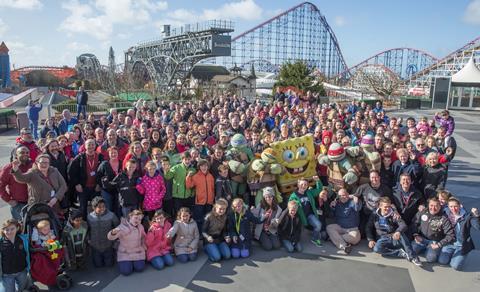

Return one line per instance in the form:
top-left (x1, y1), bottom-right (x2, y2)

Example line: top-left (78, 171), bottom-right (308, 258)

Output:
top-left (263, 187), bottom-right (275, 198)
top-left (327, 143), bottom-right (346, 162)
top-left (322, 130), bottom-right (333, 143)
top-left (360, 134), bottom-right (374, 148)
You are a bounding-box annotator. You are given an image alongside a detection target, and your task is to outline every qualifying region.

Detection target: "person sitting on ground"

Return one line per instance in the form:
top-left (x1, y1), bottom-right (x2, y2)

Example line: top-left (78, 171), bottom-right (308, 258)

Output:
top-left (391, 173), bottom-right (425, 228)
top-left (326, 188), bottom-right (362, 254)
top-left (107, 209), bottom-right (146, 276)
top-left (411, 197), bottom-right (455, 263)
top-left (278, 201), bottom-right (303, 253)
top-left (252, 187), bottom-right (282, 251)
top-left (202, 198), bottom-right (231, 262)
top-left (166, 207), bottom-right (199, 263)
top-left (438, 197), bottom-right (479, 270)
top-left (288, 176), bottom-right (324, 247)
top-left (366, 196), bottom-right (421, 266)
top-left (145, 210), bottom-right (174, 270)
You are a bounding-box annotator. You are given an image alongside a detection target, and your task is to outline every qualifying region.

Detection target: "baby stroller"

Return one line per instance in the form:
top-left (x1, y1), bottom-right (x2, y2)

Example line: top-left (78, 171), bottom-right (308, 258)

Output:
top-left (22, 203), bottom-right (73, 290)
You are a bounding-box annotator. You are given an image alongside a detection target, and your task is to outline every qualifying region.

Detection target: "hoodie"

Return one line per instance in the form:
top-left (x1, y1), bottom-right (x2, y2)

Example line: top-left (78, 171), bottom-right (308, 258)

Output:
top-left (366, 208), bottom-right (407, 241)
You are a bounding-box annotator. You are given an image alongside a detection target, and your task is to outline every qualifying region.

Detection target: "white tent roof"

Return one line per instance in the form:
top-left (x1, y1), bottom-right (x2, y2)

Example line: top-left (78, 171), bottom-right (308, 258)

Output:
top-left (451, 56), bottom-right (480, 84)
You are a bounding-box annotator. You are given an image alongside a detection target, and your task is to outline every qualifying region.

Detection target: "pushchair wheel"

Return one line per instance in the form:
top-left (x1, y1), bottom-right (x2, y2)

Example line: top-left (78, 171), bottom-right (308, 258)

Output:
top-left (56, 274), bottom-right (72, 290)
top-left (28, 284), bottom-right (40, 292)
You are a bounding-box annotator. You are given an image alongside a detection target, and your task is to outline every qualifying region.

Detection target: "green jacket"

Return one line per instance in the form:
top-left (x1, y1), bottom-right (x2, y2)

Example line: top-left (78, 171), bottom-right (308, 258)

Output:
top-left (288, 181), bottom-right (323, 226)
top-left (165, 163), bottom-right (195, 199)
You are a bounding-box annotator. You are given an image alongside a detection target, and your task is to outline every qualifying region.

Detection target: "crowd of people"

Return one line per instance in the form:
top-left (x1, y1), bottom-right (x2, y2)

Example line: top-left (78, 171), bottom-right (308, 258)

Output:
top-left (0, 90), bottom-right (479, 291)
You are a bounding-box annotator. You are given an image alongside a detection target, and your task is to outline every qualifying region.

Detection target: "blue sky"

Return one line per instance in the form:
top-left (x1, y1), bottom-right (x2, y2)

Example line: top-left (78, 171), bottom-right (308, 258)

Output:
top-left (0, 0), bottom-right (479, 68)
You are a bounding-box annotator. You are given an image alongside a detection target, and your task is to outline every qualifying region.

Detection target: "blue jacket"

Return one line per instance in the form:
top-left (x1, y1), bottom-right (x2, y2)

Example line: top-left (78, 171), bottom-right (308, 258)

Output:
top-left (445, 208), bottom-right (480, 255)
top-left (331, 198), bottom-right (362, 229)
top-left (227, 208), bottom-right (263, 249)
top-left (25, 104), bottom-right (42, 121)
top-left (58, 117), bottom-right (78, 134)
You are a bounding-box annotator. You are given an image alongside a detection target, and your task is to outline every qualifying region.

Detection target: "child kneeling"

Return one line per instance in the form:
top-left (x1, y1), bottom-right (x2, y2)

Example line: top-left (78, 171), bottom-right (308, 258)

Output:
top-left (279, 201), bottom-right (303, 253)
top-left (203, 199), bottom-right (231, 262)
top-left (108, 210), bottom-right (146, 276)
top-left (167, 208), bottom-right (199, 263)
top-left (146, 210), bottom-right (174, 270)
top-left (228, 198), bottom-right (264, 258)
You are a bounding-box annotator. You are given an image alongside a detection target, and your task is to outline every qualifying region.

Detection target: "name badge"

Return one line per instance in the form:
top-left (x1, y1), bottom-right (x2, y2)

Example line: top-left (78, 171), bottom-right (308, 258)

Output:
top-left (50, 190), bottom-right (55, 198)
top-left (239, 234), bottom-right (245, 241)
top-left (90, 171), bottom-right (96, 177)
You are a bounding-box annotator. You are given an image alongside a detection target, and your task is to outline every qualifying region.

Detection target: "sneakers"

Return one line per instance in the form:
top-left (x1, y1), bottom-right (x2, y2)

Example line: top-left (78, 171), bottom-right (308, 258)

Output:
top-left (398, 248), bottom-right (411, 261)
top-left (339, 244), bottom-right (352, 254)
top-left (311, 239), bottom-right (323, 247)
top-left (411, 257), bottom-right (422, 267)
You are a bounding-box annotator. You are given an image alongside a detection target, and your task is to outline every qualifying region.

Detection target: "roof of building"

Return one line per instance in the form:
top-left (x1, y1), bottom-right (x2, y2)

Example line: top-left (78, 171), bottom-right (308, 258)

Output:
top-left (451, 56), bottom-right (480, 86)
top-left (0, 42), bottom-right (9, 54)
top-left (190, 64), bottom-right (230, 80)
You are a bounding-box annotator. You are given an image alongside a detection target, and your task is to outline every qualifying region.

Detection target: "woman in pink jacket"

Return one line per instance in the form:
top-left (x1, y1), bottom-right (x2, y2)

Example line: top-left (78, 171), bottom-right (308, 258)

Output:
top-left (107, 209), bottom-right (146, 276)
top-left (145, 210), bottom-right (174, 270)
top-left (136, 161), bottom-right (166, 219)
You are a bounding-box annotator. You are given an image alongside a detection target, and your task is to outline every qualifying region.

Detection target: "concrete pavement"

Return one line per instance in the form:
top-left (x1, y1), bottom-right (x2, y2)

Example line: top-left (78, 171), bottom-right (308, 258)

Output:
top-left (0, 109), bottom-right (479, 292)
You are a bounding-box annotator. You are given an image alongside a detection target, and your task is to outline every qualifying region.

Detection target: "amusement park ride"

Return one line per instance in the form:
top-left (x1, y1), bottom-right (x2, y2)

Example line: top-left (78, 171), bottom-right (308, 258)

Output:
top-left (3, 2), bottom-right (479, 97)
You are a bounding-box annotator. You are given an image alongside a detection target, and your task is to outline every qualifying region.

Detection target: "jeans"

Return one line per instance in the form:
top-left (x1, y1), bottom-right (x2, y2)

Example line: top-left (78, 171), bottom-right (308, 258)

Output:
top-left (373, 234), bottom-right (415, 258)
top-left (411, 238), bottom-right (441, 263)
top-left (92, 248), bottom-right (114, 268)
top-left (438, 244), bottom-right (467, 270)
top-left (101, 190), bottom-right (120, 217)
top-left (10, 202), bottom-right (27, 221)
top-left (282, 240), bottom-right (303, 253)
top-left (118, 260), bottom-right (145, 276)
top-left (177, 252), bottom-right (197, 263)
top-left (77, 187), bottom-right (97, 219)
top-left (193, 204), bottom-right (212, 232)
top-left (77, 104), bottom-right (87, 119)
top-left (2, 269), bottom-right (28, 292)
top-left (307, 214), bottom-right (322, 241)
top-left (204, 242), bottom-right (231, 262)
top-left (259, 232), bottom-right (281, 250)
top-left (150, 253), bottom-right (174, 270)
top-left (29, 120), bottom-right (39, 140)
top-left (231, 247), bottom-right (249, 258)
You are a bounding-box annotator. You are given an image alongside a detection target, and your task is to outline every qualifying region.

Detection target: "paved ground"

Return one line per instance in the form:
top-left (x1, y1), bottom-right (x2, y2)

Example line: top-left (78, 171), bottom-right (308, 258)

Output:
top-left (0, 109), bottom-right (479, 292)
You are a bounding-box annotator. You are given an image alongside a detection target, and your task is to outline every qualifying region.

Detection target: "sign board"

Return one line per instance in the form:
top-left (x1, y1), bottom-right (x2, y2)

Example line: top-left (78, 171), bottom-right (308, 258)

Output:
top-left (211, 35), bottom-right (231, 56)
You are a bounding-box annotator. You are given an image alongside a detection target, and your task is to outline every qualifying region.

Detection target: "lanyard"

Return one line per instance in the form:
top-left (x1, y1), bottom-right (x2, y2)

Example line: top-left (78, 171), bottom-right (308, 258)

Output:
top-left (402, 192), bottom-right (414, 206)
top-left (39, 171), bottom-right (53, 188)
top-left (87, 154), bottom-right (96, 170)
top-left (235, 212), bottom-right (243, 234)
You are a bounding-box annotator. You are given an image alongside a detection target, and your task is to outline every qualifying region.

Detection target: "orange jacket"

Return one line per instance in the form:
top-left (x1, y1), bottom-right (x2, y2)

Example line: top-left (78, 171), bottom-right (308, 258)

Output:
top-left (186, 171), bottom-right (215, 205)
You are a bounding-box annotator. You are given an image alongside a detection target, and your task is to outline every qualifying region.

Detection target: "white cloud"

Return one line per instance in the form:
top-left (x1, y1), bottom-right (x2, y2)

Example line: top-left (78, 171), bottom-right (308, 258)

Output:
top-left (155, 0), bottom-right (264, 31)
top-left (334, 16), bottom-right (346, 27)
top-left (464, 0), bottom-right (480, 24)
top-left (0, 0), bottom-right (42, 10)
top-left (5, 40), bottom-right (44, 67)
top-left (203, 0), bottom-right (262, 21)
top-left (66, 42), bottom-right (92, 52)
top-left (59, 0), bottom-right (168, 40)
top-left (0, 18), bottom-right (8, 37)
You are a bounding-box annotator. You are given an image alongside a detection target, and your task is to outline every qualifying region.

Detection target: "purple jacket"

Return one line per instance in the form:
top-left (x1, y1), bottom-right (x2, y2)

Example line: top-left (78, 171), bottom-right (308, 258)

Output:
top-left (435, 116), bottom-right (455, 136)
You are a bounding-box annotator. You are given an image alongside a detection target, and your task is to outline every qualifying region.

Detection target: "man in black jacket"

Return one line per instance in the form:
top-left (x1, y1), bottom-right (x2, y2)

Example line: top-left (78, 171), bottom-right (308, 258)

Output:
top-left (391, 173), bottom-right (425, 228)
top-left (411, 197), bottom-right (455, 263)
top-left (366, 197), bottom-right (421, 266)
top-left (76, 86), bottom-right (88, 119)
top-left (68, 139), bottom-right (103, 219)
top-left (278, 201), bottom-right (303, 253)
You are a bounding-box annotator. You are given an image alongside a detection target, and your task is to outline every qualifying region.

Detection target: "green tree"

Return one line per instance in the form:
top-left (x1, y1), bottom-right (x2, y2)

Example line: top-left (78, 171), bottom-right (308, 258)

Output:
top-left (274, 61), bottom-right (325, 95)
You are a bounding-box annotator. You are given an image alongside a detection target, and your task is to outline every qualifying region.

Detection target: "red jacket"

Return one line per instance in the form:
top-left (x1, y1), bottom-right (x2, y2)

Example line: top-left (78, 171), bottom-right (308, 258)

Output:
top-left (97, 139), bottom-right (129, 161)
top-left (145, 220), bottom-right (172, 260)
top-left (0, 161), bottom-right (33, 203)
top-left (16, 138), bottom-right (40, 162)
